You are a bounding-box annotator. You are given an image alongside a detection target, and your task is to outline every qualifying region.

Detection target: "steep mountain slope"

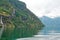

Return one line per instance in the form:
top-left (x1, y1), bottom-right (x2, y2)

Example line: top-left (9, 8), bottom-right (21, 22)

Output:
top-left (0, 0), bottom-right (44, 40)
top-left (39, 16), bottom-right (60, 35)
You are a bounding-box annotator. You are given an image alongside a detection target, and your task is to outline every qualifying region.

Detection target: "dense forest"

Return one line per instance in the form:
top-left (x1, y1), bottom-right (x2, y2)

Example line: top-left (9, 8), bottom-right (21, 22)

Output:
top-left (0, 0), bottom-right (44, 40)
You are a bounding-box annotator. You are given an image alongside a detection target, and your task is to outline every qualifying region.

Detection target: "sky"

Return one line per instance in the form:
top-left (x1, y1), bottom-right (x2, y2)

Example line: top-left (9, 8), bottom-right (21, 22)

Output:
top-left (20, 0), bottom-right (60, 18)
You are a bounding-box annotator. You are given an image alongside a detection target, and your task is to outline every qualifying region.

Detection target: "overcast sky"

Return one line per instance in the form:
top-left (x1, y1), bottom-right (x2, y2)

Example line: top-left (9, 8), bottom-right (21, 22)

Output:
top-left (20, 0), bottom-right (60, 18)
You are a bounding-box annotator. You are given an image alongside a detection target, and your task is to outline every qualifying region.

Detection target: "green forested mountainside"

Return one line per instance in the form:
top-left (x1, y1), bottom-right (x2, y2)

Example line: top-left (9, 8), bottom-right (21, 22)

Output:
top-left (0, 0), bottom-right (44, 40)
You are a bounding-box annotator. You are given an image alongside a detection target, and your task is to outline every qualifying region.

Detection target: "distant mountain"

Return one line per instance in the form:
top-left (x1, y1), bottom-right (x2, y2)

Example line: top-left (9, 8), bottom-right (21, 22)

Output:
top-left (38, 16), bottom-right (60, 35)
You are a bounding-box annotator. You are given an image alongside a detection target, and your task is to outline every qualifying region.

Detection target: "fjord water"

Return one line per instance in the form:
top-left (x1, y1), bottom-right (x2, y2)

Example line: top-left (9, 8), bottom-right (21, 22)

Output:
top-left (17, 35), bottom-right (60, 40)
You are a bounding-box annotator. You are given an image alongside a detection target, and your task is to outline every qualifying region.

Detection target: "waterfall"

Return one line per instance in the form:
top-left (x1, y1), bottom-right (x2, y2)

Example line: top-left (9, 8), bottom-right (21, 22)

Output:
top-left (0, 16), bottom-right (4, 39)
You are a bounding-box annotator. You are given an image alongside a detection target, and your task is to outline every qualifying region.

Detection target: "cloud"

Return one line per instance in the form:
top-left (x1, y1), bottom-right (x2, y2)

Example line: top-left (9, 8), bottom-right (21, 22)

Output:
top-left (20, 0), bottom-right (60, 18)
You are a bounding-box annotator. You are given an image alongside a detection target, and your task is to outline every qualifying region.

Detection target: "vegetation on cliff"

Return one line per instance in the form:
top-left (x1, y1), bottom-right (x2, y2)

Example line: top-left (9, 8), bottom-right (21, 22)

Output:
top-left (0, 0), bottom-right (44, 40)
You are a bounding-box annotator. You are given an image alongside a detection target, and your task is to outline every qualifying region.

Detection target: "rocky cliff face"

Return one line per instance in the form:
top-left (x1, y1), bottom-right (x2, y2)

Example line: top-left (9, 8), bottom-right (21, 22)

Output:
top-left (0, 0), bottom-right (44, 40)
